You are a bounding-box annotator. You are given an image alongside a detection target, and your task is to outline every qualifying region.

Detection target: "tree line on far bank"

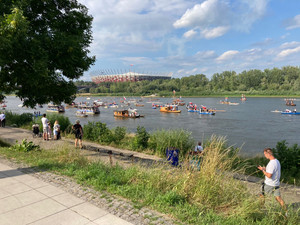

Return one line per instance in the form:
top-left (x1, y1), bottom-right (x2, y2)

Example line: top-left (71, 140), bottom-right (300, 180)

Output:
top-left (76, 66), bottom-right (300, 96)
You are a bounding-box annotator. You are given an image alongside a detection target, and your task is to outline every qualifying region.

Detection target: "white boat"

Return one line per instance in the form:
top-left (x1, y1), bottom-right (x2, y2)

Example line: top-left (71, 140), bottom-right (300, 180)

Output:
top-left (76, 111), bottom-right (88, 117)
top-left (93, 100), bottom-right (106, 107)
top-left (77, 105), bottom-right (100, 114)
top-left (47, 104), bottom-right (65, 113)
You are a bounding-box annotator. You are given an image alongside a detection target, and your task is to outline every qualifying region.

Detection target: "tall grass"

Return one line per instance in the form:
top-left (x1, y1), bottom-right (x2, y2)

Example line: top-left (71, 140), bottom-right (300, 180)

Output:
top-left (149, 129), bottom-right (195, 157)
top-left (179, 136), bottom-right (261, 218)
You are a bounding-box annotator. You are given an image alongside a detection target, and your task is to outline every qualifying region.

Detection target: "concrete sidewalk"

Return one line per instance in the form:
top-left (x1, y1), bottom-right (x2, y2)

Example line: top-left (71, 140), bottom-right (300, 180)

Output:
top-left (0, 161), bottom-right (133, 225)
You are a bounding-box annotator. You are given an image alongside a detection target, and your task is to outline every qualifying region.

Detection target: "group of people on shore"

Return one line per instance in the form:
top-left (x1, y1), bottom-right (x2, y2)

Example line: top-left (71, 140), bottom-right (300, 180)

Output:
top-left (41, 114), bottom-right (83, 149)
top-left (41, 114), bottom-right (61, 140)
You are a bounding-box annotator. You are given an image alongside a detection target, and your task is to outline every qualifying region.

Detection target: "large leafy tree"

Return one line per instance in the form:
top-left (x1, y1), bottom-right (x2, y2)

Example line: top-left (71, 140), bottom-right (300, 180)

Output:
top-left (0, 0), bottom-right (95, 107)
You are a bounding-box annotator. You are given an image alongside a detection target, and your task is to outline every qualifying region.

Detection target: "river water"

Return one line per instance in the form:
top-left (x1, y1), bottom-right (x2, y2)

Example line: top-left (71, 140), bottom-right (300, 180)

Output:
top-left (3, 96), bottom-right (300, 156)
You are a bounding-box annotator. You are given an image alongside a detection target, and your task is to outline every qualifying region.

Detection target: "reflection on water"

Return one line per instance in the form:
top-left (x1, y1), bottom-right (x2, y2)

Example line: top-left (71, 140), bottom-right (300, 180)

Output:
top-left (4, 96), bottom-right (300, 156)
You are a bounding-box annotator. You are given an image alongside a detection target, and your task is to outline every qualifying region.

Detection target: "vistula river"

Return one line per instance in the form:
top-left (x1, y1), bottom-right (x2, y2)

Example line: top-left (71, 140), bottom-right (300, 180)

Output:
top-left (3, 96), bottom-right (300, 156)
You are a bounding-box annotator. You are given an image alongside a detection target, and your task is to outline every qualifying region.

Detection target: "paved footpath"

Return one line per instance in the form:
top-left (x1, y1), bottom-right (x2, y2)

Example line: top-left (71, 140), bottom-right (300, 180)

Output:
top-left (0, 127), bottom-right (174, 225)
top-left (0, 161), bottom-right (133, 225)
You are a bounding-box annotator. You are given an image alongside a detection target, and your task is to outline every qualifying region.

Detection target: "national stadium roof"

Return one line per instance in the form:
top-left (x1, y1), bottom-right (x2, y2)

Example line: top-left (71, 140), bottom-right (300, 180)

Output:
top-left (91, 70), bottom-right (172, 84)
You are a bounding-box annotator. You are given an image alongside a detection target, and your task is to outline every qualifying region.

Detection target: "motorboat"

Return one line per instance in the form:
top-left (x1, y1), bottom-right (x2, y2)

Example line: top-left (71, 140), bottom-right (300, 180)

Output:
top-left (160, 105), bottom-right (181, 113)
top-left (46, 104), bottom-right (65, 113)
top-left (77, 105), bottom-right (100, 114)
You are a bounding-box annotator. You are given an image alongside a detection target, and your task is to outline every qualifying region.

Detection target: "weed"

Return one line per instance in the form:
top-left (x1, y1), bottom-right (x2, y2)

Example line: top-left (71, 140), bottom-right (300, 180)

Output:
top-left (10, 139), bottom-right (40, 152)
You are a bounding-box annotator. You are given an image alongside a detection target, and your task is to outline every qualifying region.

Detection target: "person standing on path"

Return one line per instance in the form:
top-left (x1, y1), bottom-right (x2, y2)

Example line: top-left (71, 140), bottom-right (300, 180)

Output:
top-left (41, 114), bottom-right (49, 141)
top-left (72, 120), bottom-right (83, 149)
top-left (258, 148), bottom-right (286, 210)
top-left (0, 112), bottom-right (4, 127)
top-left (53, 120), bottom-right (61, 140)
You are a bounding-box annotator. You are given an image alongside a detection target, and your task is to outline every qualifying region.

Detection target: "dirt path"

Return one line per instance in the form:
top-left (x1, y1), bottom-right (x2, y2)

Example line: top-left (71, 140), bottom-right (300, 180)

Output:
top-left (0, 126), bottom-right (299, 208)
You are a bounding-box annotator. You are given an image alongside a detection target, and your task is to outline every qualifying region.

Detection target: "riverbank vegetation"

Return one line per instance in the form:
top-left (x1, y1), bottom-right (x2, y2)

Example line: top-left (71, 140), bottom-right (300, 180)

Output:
top-left (0, 136), bottom-right (298, 224)
top-left (76, 66), bottom-right (300, 97)
top-left (5, 113), bottom-right (300, 186)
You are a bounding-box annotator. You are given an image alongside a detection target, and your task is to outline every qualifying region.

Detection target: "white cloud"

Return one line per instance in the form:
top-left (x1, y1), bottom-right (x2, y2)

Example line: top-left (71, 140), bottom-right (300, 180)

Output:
top-left (284, 14), bottom-right (300, 30)
top-left (277, 46), bottom-right (300, 59)
top-left (235, 0), bottom-right (269, 32)
top-left (216, 50), bottom-right (239, 62)
top-left (200, 26), bottom-right (229, 39)
top-left (78, 0), bottom-right (188, 56)
top-left (195, 50), bottom-right (216, 59)
top-left (183, 29), bottom-right (197, 38)
top-left (173, 0), bottom-right (269, 39)
top-left (173, 0), bottom-right (229, 29)
top-left (280, 41), bottom-right (300, 49)
top-left (121, 57), bottom-right (152, 64)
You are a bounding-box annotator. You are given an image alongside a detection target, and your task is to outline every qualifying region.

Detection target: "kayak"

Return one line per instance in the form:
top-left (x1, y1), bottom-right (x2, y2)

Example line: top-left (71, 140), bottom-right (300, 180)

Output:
top-left (281, 112), bottom-right (300, 115)
top-left (199, 111), bottom-right (215, 115)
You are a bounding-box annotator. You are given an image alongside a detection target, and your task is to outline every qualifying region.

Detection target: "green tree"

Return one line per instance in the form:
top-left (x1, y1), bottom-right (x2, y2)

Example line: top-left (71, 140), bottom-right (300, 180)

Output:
top-left (0, 0), bottom-right (95, 107)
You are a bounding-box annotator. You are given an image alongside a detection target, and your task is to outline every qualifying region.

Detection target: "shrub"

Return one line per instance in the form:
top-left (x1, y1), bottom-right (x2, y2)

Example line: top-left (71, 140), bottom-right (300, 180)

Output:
top-left (132, 126), bottom-right (149, 150)
top-left (148, 129), bottom-right (195, 157)
top-left (83, 121), bottom-right (114, 144)
top-left (113, 126), bottom-right (126, 144)
top-left (273, 140), bottom-right (300, 180)
top-left (6, 111), bottom-right (33, 127)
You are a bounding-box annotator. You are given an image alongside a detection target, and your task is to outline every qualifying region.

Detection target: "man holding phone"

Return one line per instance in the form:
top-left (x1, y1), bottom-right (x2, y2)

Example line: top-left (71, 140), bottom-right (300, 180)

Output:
top-left (258, 148), bottom-right (286, 210)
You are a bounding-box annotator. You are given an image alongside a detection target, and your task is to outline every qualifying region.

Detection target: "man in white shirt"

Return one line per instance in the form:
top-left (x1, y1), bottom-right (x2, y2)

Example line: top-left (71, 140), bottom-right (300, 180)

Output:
top-left (41, 114), bottom-right (49, 140)
top-left (258, 148), bottom-right (286, 210)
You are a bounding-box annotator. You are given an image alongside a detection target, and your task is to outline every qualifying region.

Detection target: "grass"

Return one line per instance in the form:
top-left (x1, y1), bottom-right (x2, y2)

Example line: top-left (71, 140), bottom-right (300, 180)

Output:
top-left (0, 136), bottom-right (299, 224)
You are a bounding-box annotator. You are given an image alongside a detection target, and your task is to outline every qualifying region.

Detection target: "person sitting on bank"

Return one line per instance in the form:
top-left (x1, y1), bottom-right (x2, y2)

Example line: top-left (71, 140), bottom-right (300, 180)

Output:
top-left (193, 142), bottom-right (203, 155)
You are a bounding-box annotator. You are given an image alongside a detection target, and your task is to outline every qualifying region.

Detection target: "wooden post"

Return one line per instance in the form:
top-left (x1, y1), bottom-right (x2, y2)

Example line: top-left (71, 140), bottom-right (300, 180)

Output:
top-left (107, 150), bottom-right (113, 166)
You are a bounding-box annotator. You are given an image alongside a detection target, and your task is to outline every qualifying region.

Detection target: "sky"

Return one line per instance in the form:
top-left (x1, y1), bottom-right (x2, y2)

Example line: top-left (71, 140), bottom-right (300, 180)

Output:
top-left (77, 0), bottom-right (300, 80)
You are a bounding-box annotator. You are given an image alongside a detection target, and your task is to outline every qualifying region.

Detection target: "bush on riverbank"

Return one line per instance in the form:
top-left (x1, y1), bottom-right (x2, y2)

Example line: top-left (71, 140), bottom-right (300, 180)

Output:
top-left (132, 126), bottom-right (150, 150)
top-left (6, 111), bottom-right (33, 127)
top-left (5, 111), bottom-right (71, 132)
top-left (148, 129), bottom-right (195, 157)
top-left (0, 136), bottom-right (297, 224)
top-left (273, 140), bottom-right (300, 182)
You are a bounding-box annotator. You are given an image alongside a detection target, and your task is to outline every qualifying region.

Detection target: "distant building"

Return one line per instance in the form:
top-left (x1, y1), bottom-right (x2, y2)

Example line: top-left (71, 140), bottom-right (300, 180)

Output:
top-left (91, 70), bottom-right (172, 84)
